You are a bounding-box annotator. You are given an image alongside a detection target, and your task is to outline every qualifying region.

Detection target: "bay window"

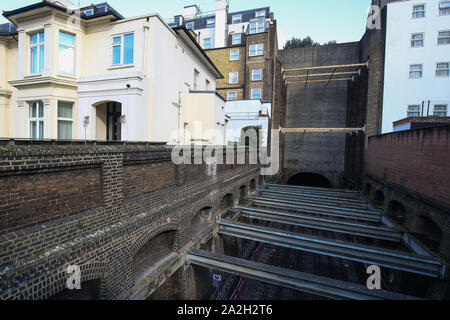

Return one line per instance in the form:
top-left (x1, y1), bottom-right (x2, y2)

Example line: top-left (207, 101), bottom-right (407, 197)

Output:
top-left (30, 32), bottom-right (44, 74)
top-left (29, 102), bottom-right (44, 139)
top-left (57, 102), bottom-right (73, 140)
top-left (59, 31), bottom-right (75, 75)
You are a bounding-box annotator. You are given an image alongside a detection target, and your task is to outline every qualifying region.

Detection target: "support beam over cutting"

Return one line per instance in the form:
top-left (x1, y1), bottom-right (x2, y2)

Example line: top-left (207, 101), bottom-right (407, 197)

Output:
top-left (282, 62), bottom-right (367, 73)
top-left (218, 220), bottom-right (446, 278)
top-left (186, 249), bottom-right (421, 300)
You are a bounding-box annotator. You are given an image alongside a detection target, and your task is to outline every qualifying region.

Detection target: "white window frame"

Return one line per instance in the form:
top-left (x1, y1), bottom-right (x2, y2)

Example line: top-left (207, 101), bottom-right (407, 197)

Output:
top-left (230, 49), bottom-right (239, 61)
top-left (249, 43), bottom-right (264, 56)
top-left (255, 10), bottom-right (266, 18)
top-left (203, 38), bottom-right (211, 49)
top-left (436, 62), bottom-right (449, 77)
top-left (232, 34), bottom-right (242, 45)
top-left (439, 1), bottom-right (450, 15)
top-left (410, 33), bottom-right (424, 47)
top-left (58, 31), bottom-right (76, 75)
top-left (111, 33), bottom-right (134, 66)
top-left (30, 31), bottom-right (44, 74)
top-left (227, 91), bottom-right (237, 101)
top-left (84, 9), bottom-right (94, 16)
top-left (29, 101), bottom-right (44, 139)
top-left (207, 18), bottom-right (215, 28)
top-left (251, 88), bottom-right (262, 100)
top-left (57, 101), bottom-right (74, 140)
top-left (407, 105), bottom-right (421, 117)
top-left (252, 69), bottom-right (263, 81)
top-left (186, 22), bottom-right (195, 30)
top-left (438, 30), bottom-right (450, 45)
top-left (409, 64), bottom-right (423, 78)
top-left (433, 104), bottom-right (448, 117)
top-left (232, 15), bottom-right (242, 24)
top-left (249, 19), bottom-right (265, 34)
top-left (229, 72), bottom-right (238, 84)
top-left (412, 4), bottom-right (425, 19)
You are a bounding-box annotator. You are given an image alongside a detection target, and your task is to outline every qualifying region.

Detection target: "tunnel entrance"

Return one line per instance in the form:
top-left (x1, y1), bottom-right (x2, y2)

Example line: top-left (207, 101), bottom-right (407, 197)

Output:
top-left (192, 207), bottom-right (214, 237)
top-left (387, 200), bottom-right (407, 226)
top-left (134, 230), bottom-right (177, 283)
top-left (48, 279), bottom-right (101, 300)
top-left (239, 185), bottom-right (248, 200)
top-left (287, 172), bottom-right (332, 188)
top-left (413, 215), bottom-right (443, 252)
top-left (373, 190), bottom-right (385, 207)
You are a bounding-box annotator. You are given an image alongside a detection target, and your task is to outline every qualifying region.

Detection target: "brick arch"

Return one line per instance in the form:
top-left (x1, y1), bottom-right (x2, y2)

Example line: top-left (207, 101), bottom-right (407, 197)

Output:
top-left (44, 260), bottom-right (108, 300)
top-left (187, 199), bottom-right (216, 222)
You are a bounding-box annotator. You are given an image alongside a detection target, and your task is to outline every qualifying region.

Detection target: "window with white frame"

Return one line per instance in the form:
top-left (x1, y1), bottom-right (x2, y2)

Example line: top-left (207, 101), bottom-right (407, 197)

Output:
top-left (439, 1), bottom-right (450, 15)
top-left (249, 18), bottom-right (265, 34)
top-left (232, 15), bottom-right (242, 24)
top-left (438, 31), bottom-right (450, 45)
top-left (194, 69), bottom-right (199, 90)
top-left (207, 18), bottom-right (215, 28)
top-left (249, 43), bottom-right (264, 56)
top-left (436, 62), bottom-right (449, 76)
top-left (227, 91), bottom-right (237, 101)
top-left (230, 49), bottom-right (239, 61)
top-left (251, 88), bottom-right (261, 100)
top-left (409, 64), bottom-right (423, 78)
top-left (433, 105), bottom-right (448, 117)
top-left (112, 33), bottom-right (134, 65)
top-left (57, 101), bottom-right (73, 140)
top-left (411, 33), bottom-right (424, 47)
top-left (29, 101), bottom-right (44, 139)
top-left (407, 105), bottom-right (421, 117)
top-left (203, 38), bottom-right (211, 49)
top-left (255, 10), bottom-right (266, 18)
top-left (229, 72), bottom-right (238, 84)
top-left (186, 22), bottom-right (194, 30)
top-left (252, 69), bottom-right (262, 81)
top-left (412, 4), bottom-right (425, 18)
top-left (84, 9), bottom-right (94, 16)
top-left (232, 34), bottom-right (242, 45)
top-left (59, 31), bottom-right (75, 75)
top-left (30, 32), bottom-right (44, 74)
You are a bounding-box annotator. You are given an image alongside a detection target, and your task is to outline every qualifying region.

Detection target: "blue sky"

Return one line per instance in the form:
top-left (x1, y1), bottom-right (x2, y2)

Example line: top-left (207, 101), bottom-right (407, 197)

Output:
top-left (1, 0), bottom-right (372, 46)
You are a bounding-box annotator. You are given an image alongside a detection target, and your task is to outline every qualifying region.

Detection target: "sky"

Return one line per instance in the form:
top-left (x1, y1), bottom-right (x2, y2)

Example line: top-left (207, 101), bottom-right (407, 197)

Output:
top-left (0, 0), bottom-right (372, 47)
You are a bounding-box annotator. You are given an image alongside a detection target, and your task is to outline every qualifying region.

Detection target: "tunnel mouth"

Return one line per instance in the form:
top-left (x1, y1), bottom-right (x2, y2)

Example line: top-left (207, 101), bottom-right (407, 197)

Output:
top-left (287, 172), bottom-right (332, 188)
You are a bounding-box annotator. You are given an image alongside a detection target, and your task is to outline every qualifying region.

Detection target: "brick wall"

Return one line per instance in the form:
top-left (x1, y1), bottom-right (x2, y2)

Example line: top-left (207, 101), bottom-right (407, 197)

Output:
top-left (0, 144), bottom-right (261, 300)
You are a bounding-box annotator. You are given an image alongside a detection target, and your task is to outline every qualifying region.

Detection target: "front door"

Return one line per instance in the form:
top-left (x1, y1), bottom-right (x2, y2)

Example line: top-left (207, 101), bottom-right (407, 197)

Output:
top-left (106, 102), bottom-right (121, 141)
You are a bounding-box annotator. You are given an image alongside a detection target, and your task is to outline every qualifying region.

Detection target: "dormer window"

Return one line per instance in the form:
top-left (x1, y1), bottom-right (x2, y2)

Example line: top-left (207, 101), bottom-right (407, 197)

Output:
top-left (255, 10), bottom-right (266, 18)
top-left (207, 18), bottom-right (215, 28)
top-left (232, 15), bottom-right (242, 24)
top-left (84, 9), bottom-right (94, 17)
top-left (186, 22), bottom-right (194, 30)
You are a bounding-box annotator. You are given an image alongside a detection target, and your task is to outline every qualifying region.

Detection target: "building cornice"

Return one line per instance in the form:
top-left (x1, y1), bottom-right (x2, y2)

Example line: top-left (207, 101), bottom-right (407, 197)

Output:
top-left (9, 76), bottom-right (78, 88)
top-left (0, 89), bottom-right (12, 97)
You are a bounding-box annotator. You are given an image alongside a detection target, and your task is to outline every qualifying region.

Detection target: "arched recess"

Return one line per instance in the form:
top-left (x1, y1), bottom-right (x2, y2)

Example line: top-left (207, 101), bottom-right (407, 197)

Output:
top-left (365, 183), bottom-right (372, 195)
top-left (387, 200), bottom-right (407, 225)
top-left (373, 190), bottom-right (385, 207)
top-left (133, 228), bottom-right (178, 284)
top-left (287, 172), bottom-right (332, 188)
top-left (250, 179), bottom-right (257, 192)
top-left (413, 214), bottom-right (443, 252)
top-left (91, 100), bottom-right (123, 141)
top-left (191, 206), bottom-right (214, 237)
top-left (220, 193), bottom-right (234, 213)
top-left (239, 185), bottom-right (248, 200)
top-left (46, 260), bottom-right (108, 300)
top-left (258, 175), bottom-right (264, 187)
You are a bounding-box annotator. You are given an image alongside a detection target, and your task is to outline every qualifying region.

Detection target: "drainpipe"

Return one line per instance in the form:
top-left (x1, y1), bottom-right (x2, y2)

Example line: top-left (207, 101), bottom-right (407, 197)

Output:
top-left (143, 17), bottom-right (150, 77)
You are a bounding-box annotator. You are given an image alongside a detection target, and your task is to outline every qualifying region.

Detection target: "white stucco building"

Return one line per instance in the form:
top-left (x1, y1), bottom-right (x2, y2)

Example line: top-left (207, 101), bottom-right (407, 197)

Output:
top-left (0, 0), bottom-right (227, 145)
top-left (382, 0), bottom-right (450, 133)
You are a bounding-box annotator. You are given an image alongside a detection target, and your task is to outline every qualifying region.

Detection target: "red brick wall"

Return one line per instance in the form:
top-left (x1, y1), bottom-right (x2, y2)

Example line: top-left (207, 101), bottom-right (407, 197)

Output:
top-left (0, 167), bottom-right (103, 234)
top-left (123, 162), bottom-right (176, 199)
top-left (366, 126), bottom-right (450, 206)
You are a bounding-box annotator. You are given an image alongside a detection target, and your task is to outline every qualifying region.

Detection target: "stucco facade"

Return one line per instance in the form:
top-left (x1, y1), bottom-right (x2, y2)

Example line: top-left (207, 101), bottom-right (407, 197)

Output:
top-left (0, 1), bottom-right (227, 145)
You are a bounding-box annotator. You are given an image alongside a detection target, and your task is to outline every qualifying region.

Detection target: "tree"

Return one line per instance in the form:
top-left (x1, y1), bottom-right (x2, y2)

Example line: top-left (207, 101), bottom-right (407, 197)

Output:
top-left (283, 36), bottom-right (319, 49)
top-left (323, 40), bottom-right (337, 45)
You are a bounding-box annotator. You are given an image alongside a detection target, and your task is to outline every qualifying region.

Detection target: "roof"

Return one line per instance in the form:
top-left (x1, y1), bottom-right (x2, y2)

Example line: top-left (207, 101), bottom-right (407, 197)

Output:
top-left (393, 117), bottom-right (450, 126)
top-left (0, 22), bottom-right (17, 36)
top-left (172, 26), bottom-right (224, 79)
top-left (3, 1), bottom-right (124, 23)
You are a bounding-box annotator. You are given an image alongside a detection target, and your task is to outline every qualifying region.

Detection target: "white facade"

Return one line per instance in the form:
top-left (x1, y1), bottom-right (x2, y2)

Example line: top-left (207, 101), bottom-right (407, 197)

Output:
top-left (382, 0), bottom-right (450, 133)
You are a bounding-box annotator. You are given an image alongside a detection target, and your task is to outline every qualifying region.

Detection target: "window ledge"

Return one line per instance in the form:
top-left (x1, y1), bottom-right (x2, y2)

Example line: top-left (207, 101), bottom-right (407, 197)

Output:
top-left (57, 74), bottom-right (77, 80)
top-left (108, 64), bottom-right (135, 71)
top-left (24, 73), bottom-right (42, 79)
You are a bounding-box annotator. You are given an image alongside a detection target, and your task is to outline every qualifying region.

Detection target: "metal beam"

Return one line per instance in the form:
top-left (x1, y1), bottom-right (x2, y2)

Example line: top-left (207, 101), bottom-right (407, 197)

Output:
top-left (250, 199), bottom-right (381, 222)
top-left (237, 206), bottom-right (402, 242)
top-left (287, 78), bottom-right (353, 85)
top-left (262, 187), bottom-right (362, 200)
top-left (186, 249), bottom-right (421, 300)
top-left (250, 196), bottom-right (380, 215)
top-left (265, 183), bottom-right (360, 195)
top-left (284, 71), bottom-right (358, 79)
top-left (218, 220), bottom-right (445, 278)
top-left (282, 63), bottom-right (367, 73)
top-left (280, 127), bottom-right (365, 134)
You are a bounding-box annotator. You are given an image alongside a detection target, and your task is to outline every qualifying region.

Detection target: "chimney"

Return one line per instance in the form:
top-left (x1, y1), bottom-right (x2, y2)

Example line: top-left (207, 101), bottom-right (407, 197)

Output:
top-left (215, 0), bottom-right (229, 48)
top-left (183, 5), bottom-right (200, 19)
top-left (47, 0), bottom-right (79, 11)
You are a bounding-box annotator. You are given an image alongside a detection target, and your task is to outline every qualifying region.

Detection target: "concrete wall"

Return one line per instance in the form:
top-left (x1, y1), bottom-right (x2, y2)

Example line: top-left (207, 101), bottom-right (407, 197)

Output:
top-left (277, 43), bottom-right (360, 187)
top-left (0, 144), bottom-right (261, 300)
